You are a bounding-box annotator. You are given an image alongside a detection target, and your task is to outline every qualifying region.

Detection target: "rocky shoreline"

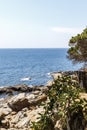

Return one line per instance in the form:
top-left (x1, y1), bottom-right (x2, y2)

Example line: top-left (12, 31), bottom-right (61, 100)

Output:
top-left (0, 70), bottom-right (87, 130)
top-left (0, 83), bottom-right (48, 130)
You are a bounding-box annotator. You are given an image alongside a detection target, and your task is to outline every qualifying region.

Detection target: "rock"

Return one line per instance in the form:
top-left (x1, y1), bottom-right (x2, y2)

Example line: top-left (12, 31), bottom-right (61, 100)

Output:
top-left (0, 107), bottom-right (12, 116)
top-left (4, 107), bottom-right (44, 129)
top-left (0, 84), bottom-right (42, 99)
top-left (15, 117), bottom-right (30, 128)
top-left (29, 94), bottom-right (47, 106)
top-left (0, 105), bottom-right (11, 129)
top-left (35, 94), bottom-right (47, 103)
top-left (8, 92), bottom-right (47, 112)
top-left (0, 70), bottom-right (87, 130)
top-left (26, 93), bottom-right (36, 100)
top-left (0, 84), bottom-right (30, 95)
top-left (51, 72), bottom-right (63, 80)
top-left (27, 107), bottom-right (44, 123)
top-left (0, 128), bottom-right (6, 130)
top-left (80, 93), bottom-right (87, 100)
top-left (11, 84), bottom-right (31, 92)
top-left (0, 106), bottom-right (12, 120)
top-left (11, 111), bottom-right (25, 124)
top-left (40, 86), bottom-right (49, 94)
top-left (32, 91), bottom-right (40, 95)
top-left (46, 80), bottom-right (53, 87)
top-left (8, 93), bottom-right (30, 112)
top-left (30, 86), bottom-right (41, 91)
top-left (1, 119), bottom-right (10, 129)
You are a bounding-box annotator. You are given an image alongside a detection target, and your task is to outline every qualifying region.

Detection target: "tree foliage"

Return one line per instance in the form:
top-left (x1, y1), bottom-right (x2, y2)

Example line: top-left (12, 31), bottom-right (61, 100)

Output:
top-left (67, 28), bottom-right (87, 66)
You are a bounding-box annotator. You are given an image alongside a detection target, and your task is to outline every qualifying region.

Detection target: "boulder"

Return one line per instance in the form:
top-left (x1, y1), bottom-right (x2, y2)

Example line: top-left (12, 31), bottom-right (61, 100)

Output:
top-left (0, 84), bottom-right (30, 95)
top-left (0, 106), bottom-right (12, 120)
top-left (8, 92), bottom-right (47, 112)
top-left (8, 93), bottom-right (30, 112)
top-left (11, 84), bottom-right (31, 92)
top-left (29, 94), bottom-right (47, 106)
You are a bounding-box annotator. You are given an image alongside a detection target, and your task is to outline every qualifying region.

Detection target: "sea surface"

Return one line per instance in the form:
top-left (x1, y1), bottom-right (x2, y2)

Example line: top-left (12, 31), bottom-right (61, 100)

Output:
top-left (0, 48), bottom-right (82, 87)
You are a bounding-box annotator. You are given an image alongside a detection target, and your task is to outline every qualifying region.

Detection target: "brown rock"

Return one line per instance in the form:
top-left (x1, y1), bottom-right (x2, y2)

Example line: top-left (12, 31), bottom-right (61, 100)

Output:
top-left (29, 94), bottom-right (47, 106)
top-left (8, 93), bottom-right (30, 112)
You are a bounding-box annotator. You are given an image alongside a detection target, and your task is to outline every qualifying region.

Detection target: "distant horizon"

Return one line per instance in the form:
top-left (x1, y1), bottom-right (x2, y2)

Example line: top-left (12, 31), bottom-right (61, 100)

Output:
top-left (0, 47), bottom-right (69, 49)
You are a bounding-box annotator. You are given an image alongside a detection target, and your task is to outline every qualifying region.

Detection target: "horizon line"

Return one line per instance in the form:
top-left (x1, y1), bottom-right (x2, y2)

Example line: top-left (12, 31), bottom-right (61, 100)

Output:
top-left (0, 47), bottom-right (69, 49)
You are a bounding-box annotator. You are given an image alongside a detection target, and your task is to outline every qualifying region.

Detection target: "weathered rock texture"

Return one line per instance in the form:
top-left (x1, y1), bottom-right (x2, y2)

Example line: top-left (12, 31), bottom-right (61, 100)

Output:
top-left (0, 84), bottom-right (47, 130)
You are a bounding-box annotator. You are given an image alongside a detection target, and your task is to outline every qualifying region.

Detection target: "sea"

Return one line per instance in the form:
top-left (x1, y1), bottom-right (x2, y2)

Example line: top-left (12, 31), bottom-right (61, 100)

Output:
top-left (0, 48), bottom-right (82, 87)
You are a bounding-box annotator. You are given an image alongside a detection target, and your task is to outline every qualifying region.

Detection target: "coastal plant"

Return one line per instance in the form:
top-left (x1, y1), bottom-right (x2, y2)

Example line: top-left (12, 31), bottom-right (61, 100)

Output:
top-left (31, 75), bottom-right (87, 130)
top-left (31, 113), bottom-right (54, 130)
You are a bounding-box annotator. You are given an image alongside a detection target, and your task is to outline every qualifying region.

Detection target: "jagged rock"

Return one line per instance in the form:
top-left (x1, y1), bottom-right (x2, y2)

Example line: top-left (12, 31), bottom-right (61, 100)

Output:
top-left (15, 117), bottom-right (30, 128)
top-left (29, 94), bottom-right (47, 106)
top-left (8, 93), bottom-right (30, 112)
top-left (0, 84), bottom-right (32, 94)
top-left (1, 119), bottom-right (10, 129)
top-left (0, 105), bottom-right (12, 129)
top-left (0, 84), bottom-right (41, 96)
top-left (8, 92), bottom-right (47, 112)
top-left (11, 84), bottom-right (31, 92)
top-left (0, 105), bottom-right (12, 120)
top-left (11, 111), bottom-right (25, 124)
top-left (27, 107), bottom-right (44, 123)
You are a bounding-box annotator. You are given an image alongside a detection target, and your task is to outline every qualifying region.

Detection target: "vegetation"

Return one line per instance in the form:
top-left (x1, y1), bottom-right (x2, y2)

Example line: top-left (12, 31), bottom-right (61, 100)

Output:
top-left (31, 75), bottom-right (87, 130)
top-left (67, 28), bottom-right (87, 68)
top-left (31, 28), bottom-right (87, 130)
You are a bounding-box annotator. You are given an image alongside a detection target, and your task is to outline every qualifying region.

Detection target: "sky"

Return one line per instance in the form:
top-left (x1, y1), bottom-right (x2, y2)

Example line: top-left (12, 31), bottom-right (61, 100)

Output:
top-left (0, 0), bottom-right (87, 48)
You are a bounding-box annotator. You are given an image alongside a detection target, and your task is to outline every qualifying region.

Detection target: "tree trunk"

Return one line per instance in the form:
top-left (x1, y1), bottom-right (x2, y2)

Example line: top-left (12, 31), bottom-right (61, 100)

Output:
top-left (67, 109), bottom-right (86, 130)
top-left (77, 70), bottom-right (87, 92)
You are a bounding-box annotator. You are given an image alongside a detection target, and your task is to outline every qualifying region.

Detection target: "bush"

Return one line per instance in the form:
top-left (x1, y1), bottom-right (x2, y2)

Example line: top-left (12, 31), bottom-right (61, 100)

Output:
top-left (31, 75), bottom-right (87, 130)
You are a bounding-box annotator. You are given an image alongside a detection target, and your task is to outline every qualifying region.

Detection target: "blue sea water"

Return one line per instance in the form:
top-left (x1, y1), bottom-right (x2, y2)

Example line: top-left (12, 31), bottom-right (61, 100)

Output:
top-left (0, 48), bottom-right (82, 87)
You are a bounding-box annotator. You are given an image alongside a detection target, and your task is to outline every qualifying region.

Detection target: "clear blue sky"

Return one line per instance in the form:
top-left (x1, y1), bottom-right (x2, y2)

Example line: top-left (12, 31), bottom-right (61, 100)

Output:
top-left (0, 0), bottom-right (87, 48)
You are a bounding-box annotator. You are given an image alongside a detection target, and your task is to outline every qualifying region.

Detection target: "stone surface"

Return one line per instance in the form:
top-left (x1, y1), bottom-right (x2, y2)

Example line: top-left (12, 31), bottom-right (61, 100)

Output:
top-left (8, 93), bottom-right (30, 111)
top-left (0, 84), bottom-right (48, 129)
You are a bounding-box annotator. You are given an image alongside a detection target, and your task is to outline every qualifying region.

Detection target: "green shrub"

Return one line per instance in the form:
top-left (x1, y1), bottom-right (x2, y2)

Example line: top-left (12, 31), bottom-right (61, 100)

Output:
top-left (31, 75), bottom-right (87, 130)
